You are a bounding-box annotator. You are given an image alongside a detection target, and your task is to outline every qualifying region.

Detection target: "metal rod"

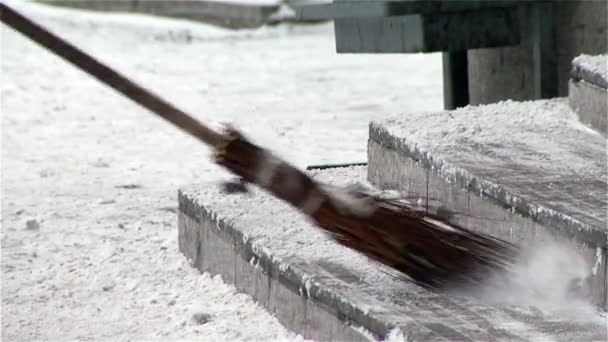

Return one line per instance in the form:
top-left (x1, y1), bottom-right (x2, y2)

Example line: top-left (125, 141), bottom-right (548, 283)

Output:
top-left (0, 3), bottom-right (223, 147)
top-left (442, 50), bottom-right (470, 110)
top-left (305, 162), bottom-right (367, 170)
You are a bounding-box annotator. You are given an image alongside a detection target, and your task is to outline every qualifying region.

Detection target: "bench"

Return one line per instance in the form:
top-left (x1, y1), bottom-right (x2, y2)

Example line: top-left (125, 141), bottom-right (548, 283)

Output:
top-left (295, 0), bottom-right (559, 109)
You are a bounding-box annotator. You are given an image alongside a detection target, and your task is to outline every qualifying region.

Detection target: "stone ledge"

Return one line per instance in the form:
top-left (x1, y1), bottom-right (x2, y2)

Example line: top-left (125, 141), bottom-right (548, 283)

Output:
top-left (569, 79), bottom-right (607, 137)
top-left (368, 98), bottom-right (608, 310)
top-left (36, 0), bottom-right (281, 28)
top-left (570, 55), bottom-right (607, 136)
top-left (178, 166), bottom-right (607, 340)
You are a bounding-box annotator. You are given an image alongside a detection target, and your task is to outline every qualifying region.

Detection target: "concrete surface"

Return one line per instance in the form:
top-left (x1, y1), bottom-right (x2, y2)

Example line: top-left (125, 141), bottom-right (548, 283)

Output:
top-left (36, 0), bottom-right (281, 28)
top-left (331, 6), bottom-right (519, 53)
top-left (571, 54), bottom-right (608, 90)
top-left (178, 167), bottom-right (607, 341)
top-left (569, 80), bottom-right (607, 137)
top-left (569, 55), bottom-right (608, 136)
top-left (368, 99), bottom-right (608, 310)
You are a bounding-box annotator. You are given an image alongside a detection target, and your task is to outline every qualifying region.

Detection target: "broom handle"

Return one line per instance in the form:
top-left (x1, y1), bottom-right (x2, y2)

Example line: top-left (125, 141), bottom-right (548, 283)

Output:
top-left (0, 3), bottom-right (223, 147)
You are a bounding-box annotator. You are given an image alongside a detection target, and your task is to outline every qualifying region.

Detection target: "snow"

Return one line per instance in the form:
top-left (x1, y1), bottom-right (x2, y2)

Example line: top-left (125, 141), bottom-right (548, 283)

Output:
top-left (386, 328), bottom-right (409, 342)
top-left (373, 98), bottom-right (607, 178)
top-left (183, 166), bottom-right (607, 339)
top-left (351, 324), bottom-right (376, 341)
top-left (1, 0), bottom-right (443, 340)
top-left (185, 168), bottom-right (382, 290)
top-left (573, 54), bottom-right (608, 84)
top-left (371, 98), bottom-right (607, 239)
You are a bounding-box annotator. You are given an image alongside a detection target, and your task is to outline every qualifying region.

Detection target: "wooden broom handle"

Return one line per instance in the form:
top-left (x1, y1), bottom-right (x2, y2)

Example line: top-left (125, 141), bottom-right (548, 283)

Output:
top-left (0, 3), bottom-right (223, 147)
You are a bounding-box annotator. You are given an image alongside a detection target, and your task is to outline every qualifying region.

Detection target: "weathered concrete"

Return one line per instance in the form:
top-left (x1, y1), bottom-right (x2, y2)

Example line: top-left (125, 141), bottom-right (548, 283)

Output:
top-left (569, 80), bottom-right (608, 137)
top-left (368, 99), bottom-right (608, 310)
top-left (36, 0), bottom-right (281, 28)
top-left (178, 167), bottom-right (607, 341)
top-left (468, 0), bottom-right (607, 104)
top-left (569, 55), bottom-right (608, 137)
top-left (331, 6), bottom-right (520, 53)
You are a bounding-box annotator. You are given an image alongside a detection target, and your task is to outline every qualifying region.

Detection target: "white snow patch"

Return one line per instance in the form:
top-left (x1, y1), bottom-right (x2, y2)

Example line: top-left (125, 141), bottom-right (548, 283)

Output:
top-left (385, 327), bottom-right (409, 342)
top-left (573, 54), bottom-right (608, 83)
top-left (351, 324), bottom-right (377, 341)
top-left (494, 320), bottom-right (558, 342)
top-left (375, 98), bottom-right (606, 178)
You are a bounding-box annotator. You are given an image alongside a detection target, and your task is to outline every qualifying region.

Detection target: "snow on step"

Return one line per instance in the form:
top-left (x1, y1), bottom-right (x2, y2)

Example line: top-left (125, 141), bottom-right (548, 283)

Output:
top-left (368, 98), bottom-right (608, 310)
top-left (179, 166), bottom-right (607, 341)
top-left (572, 54), bottom-right (608, 89)
top-left (370, 98), bottom-right (607, 235)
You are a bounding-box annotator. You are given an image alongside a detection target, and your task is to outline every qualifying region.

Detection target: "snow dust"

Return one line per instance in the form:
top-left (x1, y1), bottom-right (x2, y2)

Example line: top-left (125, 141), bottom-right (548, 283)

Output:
top-left (471, 238), bottom-right (606, 325)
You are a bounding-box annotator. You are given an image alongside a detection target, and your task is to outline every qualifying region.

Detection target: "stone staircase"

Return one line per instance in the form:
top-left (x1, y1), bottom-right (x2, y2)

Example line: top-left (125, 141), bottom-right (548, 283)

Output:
top-left (178, 166), bottom-right (607, 341)
top-left (177, 55), bottom-right (608, 340)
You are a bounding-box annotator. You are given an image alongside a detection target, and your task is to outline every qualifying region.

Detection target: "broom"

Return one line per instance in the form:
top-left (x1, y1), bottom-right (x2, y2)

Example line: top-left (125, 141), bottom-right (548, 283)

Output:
top-left (1, 4), bottom-right (519, 290)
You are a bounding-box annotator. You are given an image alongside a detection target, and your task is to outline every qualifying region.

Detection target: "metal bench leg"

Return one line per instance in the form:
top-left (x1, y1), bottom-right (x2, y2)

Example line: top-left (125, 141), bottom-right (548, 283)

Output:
top-left (442, 50), bottom-right (470, 110)
top-left (530, 1), bottom-right (558, 99)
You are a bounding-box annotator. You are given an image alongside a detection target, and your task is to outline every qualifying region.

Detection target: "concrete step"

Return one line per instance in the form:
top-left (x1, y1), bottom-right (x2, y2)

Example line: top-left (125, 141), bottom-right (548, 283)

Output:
top-left (178, 166), bottom-right (607, 341)
top-left (569, 54), bottom-right (608, 137)
top-left (368, 98), bottom-right (608, 311)
top-left (36, 0), bottom-right (282, 28)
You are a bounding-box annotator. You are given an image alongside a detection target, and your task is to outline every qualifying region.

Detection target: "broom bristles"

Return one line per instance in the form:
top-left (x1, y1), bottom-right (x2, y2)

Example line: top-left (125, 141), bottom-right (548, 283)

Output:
top-left (316, 192), bottom-right (518, 289)
top-left (216, 128), bottom-right (519, 290)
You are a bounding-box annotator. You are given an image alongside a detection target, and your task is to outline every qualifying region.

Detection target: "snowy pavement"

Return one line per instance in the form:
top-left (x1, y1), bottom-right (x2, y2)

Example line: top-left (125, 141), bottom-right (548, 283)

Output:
top-left (1, 1), bottom-right (442, 340)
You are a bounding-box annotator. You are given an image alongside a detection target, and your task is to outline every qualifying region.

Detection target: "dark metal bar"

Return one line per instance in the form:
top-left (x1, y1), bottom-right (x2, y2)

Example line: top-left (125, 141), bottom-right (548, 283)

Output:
top-left (306, 162), bottom-right (367, 170)
top-left (442, 50), bottom-right (470, 109)
top-left (529, 1), bottom-right (558, 99)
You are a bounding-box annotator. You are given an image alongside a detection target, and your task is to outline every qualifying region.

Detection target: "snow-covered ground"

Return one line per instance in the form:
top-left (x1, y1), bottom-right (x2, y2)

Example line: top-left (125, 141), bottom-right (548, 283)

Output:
top-left (0, 1), bottom-right (442, 340)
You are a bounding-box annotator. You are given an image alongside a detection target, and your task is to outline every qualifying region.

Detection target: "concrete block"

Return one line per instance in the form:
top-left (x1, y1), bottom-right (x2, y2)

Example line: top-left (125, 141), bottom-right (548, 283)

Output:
top-left (569, 80), bottom-right (607, 136)
top-left (368, 98), bottom-right (607, 310)
top-left (569, 54), bottom-right (608, 137)
top-left (333, 7), bottom-right (519, 53)
top-left (468, 0), bottom-right (607, 104)
top-left (177, 165), bottom-right (607, 340)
